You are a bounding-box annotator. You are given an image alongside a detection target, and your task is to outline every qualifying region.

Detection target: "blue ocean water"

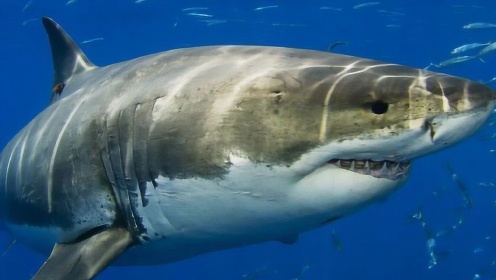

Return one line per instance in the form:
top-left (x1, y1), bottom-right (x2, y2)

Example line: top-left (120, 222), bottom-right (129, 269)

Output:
top-left (1, 1), bottom-right (496, 279)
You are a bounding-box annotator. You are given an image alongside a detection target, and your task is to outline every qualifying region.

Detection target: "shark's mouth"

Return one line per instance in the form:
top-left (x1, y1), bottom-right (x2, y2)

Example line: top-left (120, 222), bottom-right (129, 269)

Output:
top-left (327, 159), bottom-right (411, 180)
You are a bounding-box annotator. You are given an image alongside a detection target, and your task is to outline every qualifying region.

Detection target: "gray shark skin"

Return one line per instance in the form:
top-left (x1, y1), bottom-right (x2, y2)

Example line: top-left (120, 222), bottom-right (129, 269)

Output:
top-left (0, 17), bottom-right (495, 279)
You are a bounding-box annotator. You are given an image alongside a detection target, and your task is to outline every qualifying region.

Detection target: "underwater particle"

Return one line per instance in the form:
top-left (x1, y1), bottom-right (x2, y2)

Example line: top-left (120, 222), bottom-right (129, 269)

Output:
top-left (330, 230), bottom-right (344, 252)
top-left (291, 264), bottom-right (311, 280)
top-left (445, 164), bottom-right (473, 208)
top-left (241, 265), bottom-right (272, 280)
top-left (473, 247), bottom-right (484, 254)
top-left (431, 185), bottom-right (448, 197)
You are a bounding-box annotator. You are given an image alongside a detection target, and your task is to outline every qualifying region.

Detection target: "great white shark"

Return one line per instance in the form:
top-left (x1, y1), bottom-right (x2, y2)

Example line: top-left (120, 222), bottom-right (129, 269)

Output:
top-left (0, 17), bottom-right (495, 279)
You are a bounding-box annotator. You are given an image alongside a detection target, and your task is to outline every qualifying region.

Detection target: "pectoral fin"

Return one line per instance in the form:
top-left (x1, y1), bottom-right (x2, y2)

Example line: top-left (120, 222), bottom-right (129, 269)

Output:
top-left (33, 227), bottom-right (133, 280)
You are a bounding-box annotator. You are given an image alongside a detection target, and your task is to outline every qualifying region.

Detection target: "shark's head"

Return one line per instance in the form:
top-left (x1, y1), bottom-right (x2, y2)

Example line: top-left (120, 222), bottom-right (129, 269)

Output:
top-left (282, 61), bottom-right (496, 225)
top-left (200, 54), bottom-right (496, 230)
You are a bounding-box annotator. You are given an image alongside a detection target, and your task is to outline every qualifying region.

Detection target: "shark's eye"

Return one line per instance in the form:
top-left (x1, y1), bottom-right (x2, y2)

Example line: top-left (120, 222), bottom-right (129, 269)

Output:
top-left (370, 100), bottom-right (389, 114)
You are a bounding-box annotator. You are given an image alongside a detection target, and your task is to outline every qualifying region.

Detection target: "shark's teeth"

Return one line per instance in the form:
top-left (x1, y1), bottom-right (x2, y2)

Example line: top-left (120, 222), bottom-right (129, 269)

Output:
top-left (327, 159), bottom-right (411, 180)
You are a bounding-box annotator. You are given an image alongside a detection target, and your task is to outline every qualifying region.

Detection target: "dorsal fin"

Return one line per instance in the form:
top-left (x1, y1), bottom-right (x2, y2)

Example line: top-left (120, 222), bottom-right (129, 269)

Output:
top-left (42, 17), bottom-right (96, 91)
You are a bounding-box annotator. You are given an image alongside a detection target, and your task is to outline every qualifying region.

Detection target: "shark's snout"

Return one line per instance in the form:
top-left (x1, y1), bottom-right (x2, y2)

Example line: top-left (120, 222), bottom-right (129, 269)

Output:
top-left (424, 78), bottom-right (496, 147)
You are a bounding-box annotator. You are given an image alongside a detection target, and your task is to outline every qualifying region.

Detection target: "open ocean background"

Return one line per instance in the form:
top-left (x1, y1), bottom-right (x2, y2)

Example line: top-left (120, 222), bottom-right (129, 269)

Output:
top-left (1, 1), bottom-right (496, 279)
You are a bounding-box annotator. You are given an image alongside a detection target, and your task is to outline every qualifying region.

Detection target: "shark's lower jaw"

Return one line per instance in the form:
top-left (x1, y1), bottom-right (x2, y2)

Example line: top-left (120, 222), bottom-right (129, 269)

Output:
top-left (327, 159), bottom-right (411, 180)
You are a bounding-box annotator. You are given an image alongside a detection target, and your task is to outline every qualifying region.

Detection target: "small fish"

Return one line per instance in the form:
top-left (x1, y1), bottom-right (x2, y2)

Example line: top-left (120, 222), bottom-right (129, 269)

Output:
top-left (292, 264), bottom-right (311, 279)
top-left (463, 22), bottom-right (496, 29)
top-left (241, 265), bottom-right (270, 280)
top-left (326, 41), bottom-right (348, 52)
top-left (429, 56), bottom-right (476, 68)
top-left (484, 76), bottom-right (496, 84)
top-left (411, 210), bottom-right (422, 221)
top-left (478, 42), bottom-right (496, 57)
top-left (182, 7), bottom-right (209, 11)
top-left (80, 37), bottom-right (104, 44)
top-left (271, 23), bottom-right (307, 27)
top-left (451, 42), bottom-right (491, 55)
top-left (66, 0), bottom-right (78, 5)
top-left (377, 10), bottom-right (405, 16)
top-left (2, 239), bottom-right (16, 256)
top-left (473, 247), bottom-right (484, 254)
top-left (452, 5), bottom-right (484, 9)
top-left (21, 18), bottom-right (37, 26)
top-left (253, 5), bottom-right (278, 11)
top-left (353, 2), bottom-right (381, 9)
top-left (198, 19), bottom-right (228, 26)
top-left (22, 0), bottom-right (33, 12)
top-left (319, 7), bottom-right (343, 11)
top-left (186, 13), bottom-right (213, 18)
top-left (427, 238), bottom-right (437, 269)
